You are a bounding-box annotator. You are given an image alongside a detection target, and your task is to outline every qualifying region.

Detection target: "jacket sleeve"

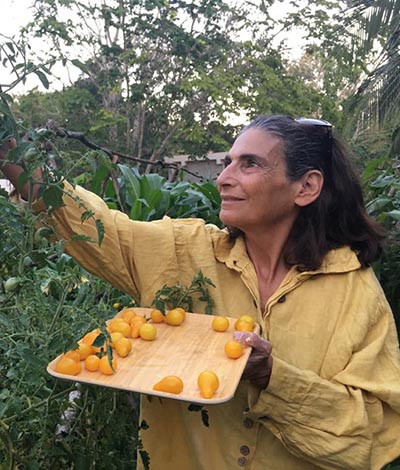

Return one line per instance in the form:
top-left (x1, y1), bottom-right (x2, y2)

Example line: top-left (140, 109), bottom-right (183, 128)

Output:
top-left (247, 296), bottom-right (400, 470)
top-left (34, 181), bottom-right (179, 300)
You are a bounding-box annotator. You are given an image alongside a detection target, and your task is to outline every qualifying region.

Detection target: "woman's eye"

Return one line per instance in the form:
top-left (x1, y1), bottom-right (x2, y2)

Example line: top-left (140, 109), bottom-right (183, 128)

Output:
top-left (223, 157), bottom-right (231, 168)
top-left (244, 158), bottom-right (258, 168)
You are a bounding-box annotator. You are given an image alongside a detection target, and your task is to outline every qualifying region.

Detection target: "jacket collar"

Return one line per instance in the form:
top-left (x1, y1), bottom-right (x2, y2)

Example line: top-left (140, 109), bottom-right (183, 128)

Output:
top-left (212, 230), bottom-right (361, 276)
top-left (312, 246), bottom-right (361, 274)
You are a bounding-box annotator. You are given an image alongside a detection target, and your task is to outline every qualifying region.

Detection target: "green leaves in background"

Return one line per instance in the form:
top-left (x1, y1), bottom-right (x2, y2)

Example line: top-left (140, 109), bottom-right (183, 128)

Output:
top-left (105, 164), bottom-right (223, 226)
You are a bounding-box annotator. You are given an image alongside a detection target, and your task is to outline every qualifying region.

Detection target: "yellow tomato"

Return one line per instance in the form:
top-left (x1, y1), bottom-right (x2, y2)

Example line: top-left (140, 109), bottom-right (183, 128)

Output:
top-left (77, 342), bottom-right (93, 360)
top-left (239, 315), bottom-right (256, 328)
top-left (224, 340), bottom-right (244, 359)
top-left (109, 331), bottom-right (124, 348)
top-left (153, 376), bottom-right (184, 394)
top-left (174, 307), bottom-right (186, 317)
top-left (64, 349), bottom-right (81, 363)
top-left (211, 316), bottom-right (230, 332)
top-left (130, 316), bottom-right (146, 326)
top-left (55, 356), bottom-right (82, 376)
top-left (198, 370), bottom-right (219, 399)
top-left (115, 337), bottom-right (132, 358)
top-left (110, 320), bottom-right (131, 337)
top-left (99, 355), bottom-right (117, 375)
top-left (85, 354), bottom-right (100, 372)
top-left (82, 328), bottom-right (101, 345)
top-left (165, 308), bottom-right (185, 326)
top-left (120, 307), bottom-right (137, 322)
top-left (150, 309), bottom-right (165, 323)
top-left (234, 319), bottom-right (254, 332)
top-left (139, 323), bottom-right (157, 341)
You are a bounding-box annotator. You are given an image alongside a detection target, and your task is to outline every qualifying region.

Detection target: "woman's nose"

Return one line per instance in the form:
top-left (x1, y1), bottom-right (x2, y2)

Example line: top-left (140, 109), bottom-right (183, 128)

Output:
top-left (216, 163), bottom-right (234, 187)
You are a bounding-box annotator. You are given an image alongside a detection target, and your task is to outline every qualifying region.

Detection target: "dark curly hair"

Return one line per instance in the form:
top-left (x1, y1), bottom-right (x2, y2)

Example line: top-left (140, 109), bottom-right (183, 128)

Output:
top-left (233, 114), bottom-right (386, 271)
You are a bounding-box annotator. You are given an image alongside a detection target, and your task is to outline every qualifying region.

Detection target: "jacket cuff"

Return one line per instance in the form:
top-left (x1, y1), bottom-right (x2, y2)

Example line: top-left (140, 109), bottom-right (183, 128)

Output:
top-left (247, 356), bottom-right (305, 425)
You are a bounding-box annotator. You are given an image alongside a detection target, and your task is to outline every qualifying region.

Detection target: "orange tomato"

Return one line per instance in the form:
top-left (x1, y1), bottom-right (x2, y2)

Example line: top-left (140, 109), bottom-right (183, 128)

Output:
top-left (84, 354), bottom-right (100, 372)
top-left (110, 320), bottom-right (131, 337)
top-left (115, 337), bottom-right (132, 358)
top-left (82, 328), bottom-right (101, 345)
top-left (153, 375), bottom-right (184, 394)
top-left (174, 307), bottom-right (186, 317)
top-left (109, 331), bottom-right (124, 348)
top-left (150, 309), bottom-right (164, 323)
top-left (139, 323), bottom-right (157, 341)
top-left (120, 307), bottom-right (137, 322)
top-left (64, 349), bottom-right (81, 362)
top-left (211, 316), bottom-right (230, 332)
top-left (130, 322), bottom-right (141, 339)
top-left (99, 355), bottom-right (117, 375)
top-left (55, 356), bottom-right (82, 375)
top-left (198, 370), bottom-right (219, 399)
top-left (77, 342), bottom-right (93, 360)
top-left (130, 315), bottom-right (146, 326)
top-left (234, 319), bottom-right (254, 332)
top-left (238, 315), bottom-right (256, 328)
top-left (165, 308), bottom-right (185, 326)
top-left (224, 340), bottom-right (244, 359)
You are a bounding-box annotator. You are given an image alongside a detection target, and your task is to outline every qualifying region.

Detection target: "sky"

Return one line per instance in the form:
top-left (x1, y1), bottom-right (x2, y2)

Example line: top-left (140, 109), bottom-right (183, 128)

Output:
top-left (2, 0), bottom-right (31, 35)
top-left (1, 0), bottom-right (305, 95)
top-left (1, 0), bottom-right (82, 93)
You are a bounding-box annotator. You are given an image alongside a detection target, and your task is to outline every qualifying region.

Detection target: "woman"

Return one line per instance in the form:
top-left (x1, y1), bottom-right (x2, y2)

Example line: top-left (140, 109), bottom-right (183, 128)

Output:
top-left (1, 114), bottom-right (400, 469)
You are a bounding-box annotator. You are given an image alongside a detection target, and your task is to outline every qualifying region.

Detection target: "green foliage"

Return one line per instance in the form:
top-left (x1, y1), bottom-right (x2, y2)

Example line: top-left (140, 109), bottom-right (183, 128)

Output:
top-left (336, 0), bottom-right (400, 130)
top-left (152, 270), bottom-right (216, 315)
top-left (0, 150), bottom-right (223, 467)
top-left (1, 1), bottom-right (400, 468)
top-left (3, 0), bottom-right (340, 165)
top-left (385, 457), bottom-right (400, 470)
top-left (80, 162), bottom-right (223, 227)
top-left (0, 193), bottom-right (141, 469)
top-left (363, 155), bottom-right (400, 332)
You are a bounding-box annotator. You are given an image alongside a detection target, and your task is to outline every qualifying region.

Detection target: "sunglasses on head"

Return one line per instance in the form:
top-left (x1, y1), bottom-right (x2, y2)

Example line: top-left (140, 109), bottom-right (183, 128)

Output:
top-left (295, 117), bottom-right (332, 129)
top-left (294, 117), bottom-right (333, 168)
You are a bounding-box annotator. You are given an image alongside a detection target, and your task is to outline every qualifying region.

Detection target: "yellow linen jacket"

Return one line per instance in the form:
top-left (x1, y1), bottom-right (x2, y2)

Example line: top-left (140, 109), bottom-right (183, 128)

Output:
top-left (39, 183), bottom-right (400, 470)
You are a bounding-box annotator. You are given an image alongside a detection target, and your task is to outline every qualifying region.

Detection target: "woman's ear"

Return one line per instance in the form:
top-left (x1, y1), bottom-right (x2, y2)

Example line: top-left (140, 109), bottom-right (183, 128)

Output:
top-left (294, 170), bottom-right (324, 207)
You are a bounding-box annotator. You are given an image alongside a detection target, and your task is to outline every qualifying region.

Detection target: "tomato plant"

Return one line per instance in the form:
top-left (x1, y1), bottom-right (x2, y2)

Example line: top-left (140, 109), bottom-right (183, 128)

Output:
top-left (0, 189), bottom-right (142, 468)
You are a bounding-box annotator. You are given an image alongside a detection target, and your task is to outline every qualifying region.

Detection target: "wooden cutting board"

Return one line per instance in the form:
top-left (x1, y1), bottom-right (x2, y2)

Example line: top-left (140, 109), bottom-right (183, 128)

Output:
top-left (47, 308), bottom-right (259, 404)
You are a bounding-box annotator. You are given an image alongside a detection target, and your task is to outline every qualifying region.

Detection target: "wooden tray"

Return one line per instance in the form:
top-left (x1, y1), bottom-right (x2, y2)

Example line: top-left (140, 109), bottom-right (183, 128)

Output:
top-left (47, 308), bottom-right (258, 404)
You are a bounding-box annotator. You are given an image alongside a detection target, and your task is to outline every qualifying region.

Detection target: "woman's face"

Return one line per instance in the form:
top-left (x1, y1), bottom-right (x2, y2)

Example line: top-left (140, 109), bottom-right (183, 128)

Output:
top-left (216, 127), bottom-right (301, 234)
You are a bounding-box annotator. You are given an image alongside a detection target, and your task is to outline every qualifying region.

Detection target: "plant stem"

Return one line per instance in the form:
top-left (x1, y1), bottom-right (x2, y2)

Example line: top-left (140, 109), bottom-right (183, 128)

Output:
top-left (47, 286), bottom-right (68, 335)
top-left (3, 387), bottom-right (74, 424)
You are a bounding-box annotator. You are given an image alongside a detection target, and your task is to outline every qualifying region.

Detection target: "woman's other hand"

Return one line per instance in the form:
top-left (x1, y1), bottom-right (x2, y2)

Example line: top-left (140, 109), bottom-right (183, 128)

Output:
top-left (234, 331), bottom-right (273, 390)
top-left (0, 138), bottom-right (17, 160)
top-left (0, 138), bottom-right (42, 200)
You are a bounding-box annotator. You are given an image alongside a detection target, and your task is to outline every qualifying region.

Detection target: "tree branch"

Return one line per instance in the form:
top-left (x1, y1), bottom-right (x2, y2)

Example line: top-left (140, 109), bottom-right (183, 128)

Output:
top-left (46, 121), bottom-right (202, 180)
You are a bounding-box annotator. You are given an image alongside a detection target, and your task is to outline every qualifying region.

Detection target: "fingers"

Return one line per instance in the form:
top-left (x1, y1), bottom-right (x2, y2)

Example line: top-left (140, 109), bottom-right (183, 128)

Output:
top-left (233, 331), bottom-right (272, 356)
top-left (0, 138), bottom-right (17, 158)
top-left (234, 332), bottom-right (273, 389)
top-left (244, 355), bottom-right (273, 389)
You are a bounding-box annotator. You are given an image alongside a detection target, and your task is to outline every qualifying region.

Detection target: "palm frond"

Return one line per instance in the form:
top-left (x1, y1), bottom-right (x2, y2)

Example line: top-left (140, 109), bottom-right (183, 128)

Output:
top-left (338, 0), bottom-right (400, 130)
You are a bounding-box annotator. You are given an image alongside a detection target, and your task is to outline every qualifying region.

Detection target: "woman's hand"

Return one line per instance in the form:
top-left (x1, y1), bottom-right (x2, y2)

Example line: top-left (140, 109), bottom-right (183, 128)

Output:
top-left (234, 331), bottom-right (273, 390)
top-left (0, 138), bottom-right (16, 160)
top-left (0, 138), bottom-right (42, 200)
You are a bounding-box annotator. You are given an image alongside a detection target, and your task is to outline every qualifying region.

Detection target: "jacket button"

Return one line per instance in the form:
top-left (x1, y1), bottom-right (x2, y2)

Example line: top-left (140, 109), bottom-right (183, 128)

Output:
top-left (243, 418), bottom-right (254, 428)
top-left (277, 295), bottom-right (286, 303)
top-left (237, 456), bottom-right (247, 467)
top-left (240, 445), bottom-right (250, 456)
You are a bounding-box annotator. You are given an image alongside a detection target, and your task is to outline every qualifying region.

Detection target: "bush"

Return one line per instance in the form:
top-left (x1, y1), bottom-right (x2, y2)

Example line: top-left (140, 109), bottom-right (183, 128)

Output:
top-left (0, 191), bottom-right (142, 468)
top-left (363, 155), bottom-right (400, 334)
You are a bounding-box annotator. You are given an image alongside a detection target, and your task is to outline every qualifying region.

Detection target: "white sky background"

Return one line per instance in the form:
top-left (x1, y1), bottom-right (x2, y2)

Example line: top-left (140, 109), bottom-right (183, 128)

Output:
top-left (1, 0), bottom-right (307, 95)
top-left (1, 0), bottom-right (83, 93)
